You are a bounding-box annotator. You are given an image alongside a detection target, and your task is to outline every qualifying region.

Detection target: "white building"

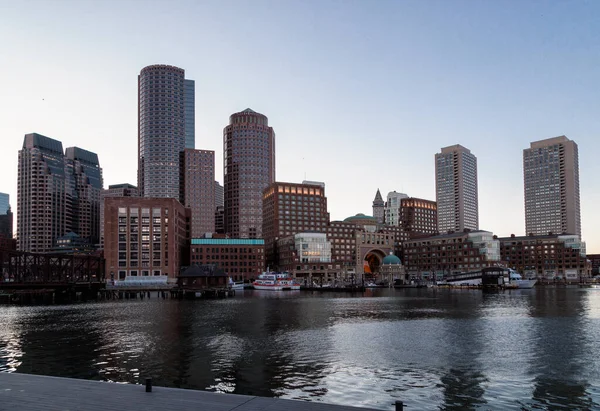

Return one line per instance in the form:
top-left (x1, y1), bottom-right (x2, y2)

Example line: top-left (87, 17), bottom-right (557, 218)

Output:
top-left (384, 191), bottom-right (408, 226)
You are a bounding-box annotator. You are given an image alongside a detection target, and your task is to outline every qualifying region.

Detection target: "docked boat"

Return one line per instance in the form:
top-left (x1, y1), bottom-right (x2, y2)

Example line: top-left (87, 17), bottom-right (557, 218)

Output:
top-left (508, 269), bottom-right (537, 289)
top-left (228, 277), bottom-right (245, 290)
top-left (253, 272), bottom-right (300, 291)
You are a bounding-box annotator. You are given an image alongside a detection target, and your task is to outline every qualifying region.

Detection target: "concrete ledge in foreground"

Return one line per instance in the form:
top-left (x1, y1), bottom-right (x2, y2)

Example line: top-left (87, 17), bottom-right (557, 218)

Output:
top-left (0, 372), bottom-right (383, 411)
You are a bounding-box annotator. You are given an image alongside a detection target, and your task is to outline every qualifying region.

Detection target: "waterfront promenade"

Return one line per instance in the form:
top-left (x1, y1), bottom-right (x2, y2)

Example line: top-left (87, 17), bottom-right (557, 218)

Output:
top-left (0, 372), bottom-right (383, 411)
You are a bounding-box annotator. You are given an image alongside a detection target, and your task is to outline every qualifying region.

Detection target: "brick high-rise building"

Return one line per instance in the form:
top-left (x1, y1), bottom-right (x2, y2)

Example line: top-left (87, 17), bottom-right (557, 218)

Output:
top-left (262, 181), bottom-right (329, 267)
top-left (435, 144), bottom-right (478, 233)
top-left (224, 108), bottom-right (275, 238)
top-left (180, 149), bottom-right (215, 237)
top-left (138, 64), bottom-right (194, 198)
top-left (400, 197), bottom-right (438, 238)
top-left (104, 197), bottom-right (189, 283)
top-left (523, 136), bottom-right (581, 237)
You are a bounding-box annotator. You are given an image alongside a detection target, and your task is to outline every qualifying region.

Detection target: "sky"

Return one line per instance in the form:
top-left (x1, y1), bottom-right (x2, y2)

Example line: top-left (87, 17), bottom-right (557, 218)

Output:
top-left (1, 0), bottom-right (599, 251)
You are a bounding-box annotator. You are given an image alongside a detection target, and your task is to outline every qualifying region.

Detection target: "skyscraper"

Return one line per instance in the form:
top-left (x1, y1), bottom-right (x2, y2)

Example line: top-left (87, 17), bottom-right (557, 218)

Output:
top-left (180, 149), bottom-right (215, 237)
top-left (138, 64), bottom-right (194, 198)
top-left (18, 133), bottom-right (68, 252)
top-left (65, 147), bottom-right (103, 245)
top-left (435, 144), bottom-right (478, 233)
top-left (184, 79), bottom-right (195, 149)
top-left (523, 136), bottom-right (581, 237)
top-left (224, 108), bottom-right (275, 238)
top-left (0, 193), bottom-right (9, 214)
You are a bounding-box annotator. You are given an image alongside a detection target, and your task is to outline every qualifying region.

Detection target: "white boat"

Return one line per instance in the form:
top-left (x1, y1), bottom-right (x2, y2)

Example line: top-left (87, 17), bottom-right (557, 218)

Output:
top-left (253, 272), bottom-right (300, 291)
top-left (228, 277), bottom-right (245, 290)
top-left (508, 269), bottom-right (537, 289)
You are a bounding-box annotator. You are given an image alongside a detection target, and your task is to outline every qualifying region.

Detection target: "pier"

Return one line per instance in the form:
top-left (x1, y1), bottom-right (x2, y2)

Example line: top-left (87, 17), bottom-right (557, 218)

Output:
top-left (0, 372), bottom-right (384, 411)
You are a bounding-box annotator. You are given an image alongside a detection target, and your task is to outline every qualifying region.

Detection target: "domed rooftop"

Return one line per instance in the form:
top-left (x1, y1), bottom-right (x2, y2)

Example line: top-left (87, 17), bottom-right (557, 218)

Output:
top-left (382, 252), bottom-right (402, 265)
top-left (344, 213), bottom-right (378, 224)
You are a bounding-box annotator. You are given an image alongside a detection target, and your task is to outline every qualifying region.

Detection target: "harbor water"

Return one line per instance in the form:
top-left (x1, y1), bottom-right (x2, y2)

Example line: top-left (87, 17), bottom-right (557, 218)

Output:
top-left (1, 287), bottom-right (599, 410)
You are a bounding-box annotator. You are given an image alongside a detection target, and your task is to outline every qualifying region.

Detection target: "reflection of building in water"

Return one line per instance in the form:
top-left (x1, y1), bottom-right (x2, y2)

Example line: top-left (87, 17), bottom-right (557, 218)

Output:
top-left (499, 233), bottom-right (590, 282)
top-left (527, 288), bottom-right (594, 409)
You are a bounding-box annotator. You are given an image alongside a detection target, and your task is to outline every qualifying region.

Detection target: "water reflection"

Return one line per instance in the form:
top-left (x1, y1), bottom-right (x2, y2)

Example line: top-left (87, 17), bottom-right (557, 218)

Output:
top-left (0, 288), bottom-right (598, 410)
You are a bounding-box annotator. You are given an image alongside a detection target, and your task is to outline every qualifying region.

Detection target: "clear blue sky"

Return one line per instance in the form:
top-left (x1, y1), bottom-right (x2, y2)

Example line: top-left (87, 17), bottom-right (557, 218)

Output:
top-left (1, 0), bottom-right (599, 251)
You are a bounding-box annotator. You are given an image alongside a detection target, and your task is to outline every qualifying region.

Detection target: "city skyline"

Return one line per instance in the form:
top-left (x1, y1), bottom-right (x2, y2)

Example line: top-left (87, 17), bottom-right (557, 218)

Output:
top-left (1, 1), bottom-right (599, 251)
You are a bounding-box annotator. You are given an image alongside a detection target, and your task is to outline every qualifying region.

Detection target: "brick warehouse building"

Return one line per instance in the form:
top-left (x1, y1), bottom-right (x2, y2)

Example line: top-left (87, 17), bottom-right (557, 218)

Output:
top-left (104, 197), bottom-right (189, 282)
top-left (189, 238), bottom-right (265, 282)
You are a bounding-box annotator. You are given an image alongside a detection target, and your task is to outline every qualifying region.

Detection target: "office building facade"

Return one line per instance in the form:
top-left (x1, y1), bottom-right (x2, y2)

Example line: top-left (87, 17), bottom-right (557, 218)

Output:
top-left (262, 181), bottom-right (329, 267)
top-left (17, 134), bottom-right (102, 253)
top-left (523, 136), bottom-right (581, 237)
top-left (400, 197), bottom-right (438, 237)
top-left (104, 197), bottom-right (189, 282)
top-left (383, 191), bottom-right (408, 226)
top-left (435, 144), bottom-right (478, 233)
top-left (100, 183), bottom-right (138, 246)
top-left (224, 108), bottom-right (275, 238)
top-left (180, 149), bottom-right (215, 237)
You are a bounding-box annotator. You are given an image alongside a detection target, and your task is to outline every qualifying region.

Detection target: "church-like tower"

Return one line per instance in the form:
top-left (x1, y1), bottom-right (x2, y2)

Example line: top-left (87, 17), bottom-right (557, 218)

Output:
top-left (372, 189), bottom-right (384, 224)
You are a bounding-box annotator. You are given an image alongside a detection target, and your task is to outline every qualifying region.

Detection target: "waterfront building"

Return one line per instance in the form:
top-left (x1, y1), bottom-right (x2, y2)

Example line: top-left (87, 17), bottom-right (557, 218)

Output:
top-left (189, 237), bottom-right (265, 281)
top-left (403, 230), bottom-right (500, 281)
top-left (180, 149), bottom-right (215, 237)
top-left (523, 136), bottom-right (581, 237)
top-left (435, 144), bottom-right (478, 233)
top-left (383, 191), bottom-right (408, 226)
top-left (100, 183), bottom-right (138, 247)
top-left (262, 181), bottom-right (329, 268)
top-left (104, 197), bottom-right (189, 283)
top-left (65, 147), bottom-right (104, 245)
top-left (499, 233), bottom-right (589, 282)
top-left (400, 197), bottom-right (438, 238)
top-left (184, 79), bottom-right (195, 149)
top-left (0, 193), bottom-right (8, 214)
top-left (138, 64), bottom-right (193, 198)
top-left (224, 108), bottom-right (275, 238)
top-left (277, 232), bottom-right (335, 284)
top-left (372, 189), bottom-right (384, 224)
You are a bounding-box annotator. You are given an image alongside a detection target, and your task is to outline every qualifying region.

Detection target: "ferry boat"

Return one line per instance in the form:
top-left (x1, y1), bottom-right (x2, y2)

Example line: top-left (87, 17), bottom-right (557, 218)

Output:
top-left (252, 272), bottom-right (300, 291)
top-left (507, 269), bottom-right (537, 289)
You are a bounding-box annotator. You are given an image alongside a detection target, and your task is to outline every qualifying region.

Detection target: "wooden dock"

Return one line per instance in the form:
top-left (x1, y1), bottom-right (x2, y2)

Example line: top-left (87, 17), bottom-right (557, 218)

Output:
top-left (0, 372), bottom-right (385, 411)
